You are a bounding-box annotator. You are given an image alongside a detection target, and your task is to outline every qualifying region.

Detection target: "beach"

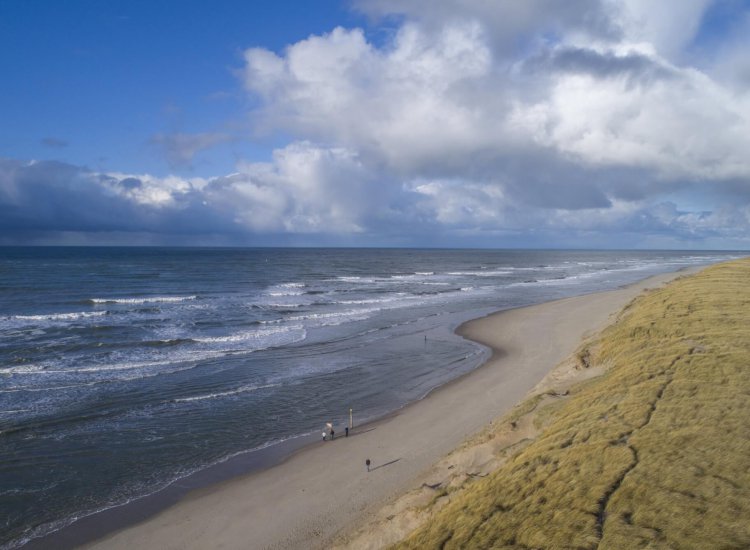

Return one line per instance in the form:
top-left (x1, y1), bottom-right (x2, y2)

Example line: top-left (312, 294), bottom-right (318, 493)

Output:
top-left (72, 268), bottom-right (696, 550)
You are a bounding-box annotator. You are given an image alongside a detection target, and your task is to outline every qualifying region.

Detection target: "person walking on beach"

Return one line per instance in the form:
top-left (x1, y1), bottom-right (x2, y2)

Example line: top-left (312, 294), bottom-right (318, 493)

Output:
top-left (345, 426), bottom-right (349, 437)
top-left (366, 458), bottom-right (371, 472)
top-left (322, 431), bottom-right (327, 441)
top-left (330, 427), bottom-right (335, 440)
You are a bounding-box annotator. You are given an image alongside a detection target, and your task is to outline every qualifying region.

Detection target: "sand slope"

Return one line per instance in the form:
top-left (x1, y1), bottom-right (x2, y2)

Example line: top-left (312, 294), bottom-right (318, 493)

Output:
top-left (394, 259), bottom-right (750, 549)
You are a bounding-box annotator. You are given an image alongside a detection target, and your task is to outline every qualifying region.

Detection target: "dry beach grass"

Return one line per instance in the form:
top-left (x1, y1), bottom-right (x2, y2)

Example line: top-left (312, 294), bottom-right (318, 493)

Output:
top-left (393, 259), bottom-right (750, 549)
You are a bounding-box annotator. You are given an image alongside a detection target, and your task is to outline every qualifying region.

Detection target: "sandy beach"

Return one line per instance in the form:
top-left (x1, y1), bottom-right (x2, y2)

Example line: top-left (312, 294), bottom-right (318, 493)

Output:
top-left (78, 269), bottom-right (695, 550)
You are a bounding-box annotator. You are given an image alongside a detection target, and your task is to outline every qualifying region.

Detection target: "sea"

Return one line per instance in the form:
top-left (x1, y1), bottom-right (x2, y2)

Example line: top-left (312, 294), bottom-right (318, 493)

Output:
top-left (0, 247), bottom-right (743, 548)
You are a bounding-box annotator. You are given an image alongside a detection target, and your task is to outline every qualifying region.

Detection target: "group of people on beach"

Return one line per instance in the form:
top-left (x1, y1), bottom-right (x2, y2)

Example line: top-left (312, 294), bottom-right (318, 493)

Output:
top-left (321, 423), bottom-right (349, 441)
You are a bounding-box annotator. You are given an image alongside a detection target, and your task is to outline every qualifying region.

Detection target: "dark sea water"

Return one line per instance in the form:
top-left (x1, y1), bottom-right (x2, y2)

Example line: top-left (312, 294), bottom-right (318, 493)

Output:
top-left (0, 247), bottom-right (742, 548)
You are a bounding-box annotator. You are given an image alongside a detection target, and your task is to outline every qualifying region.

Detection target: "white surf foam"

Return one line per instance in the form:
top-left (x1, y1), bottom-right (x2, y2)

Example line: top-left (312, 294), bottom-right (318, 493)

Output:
top-left (193, 325), bottom-right (307, 349)
top-left (172, 383), bottom-right (280, 403)
top-left (335, 276), bottom-right (377, 283)
top-left (265, 282), bottom-right (307, 297)
top-left (89, 296), bottom-right (197, 305)
top-left (285, 308), bottom-right (381, 326)
top-left (10, 311), bottom-right (107, 322)
top-left (336, 296), bottom-right (406, 305)
top-left (447, 269), bottom-right (513, 277)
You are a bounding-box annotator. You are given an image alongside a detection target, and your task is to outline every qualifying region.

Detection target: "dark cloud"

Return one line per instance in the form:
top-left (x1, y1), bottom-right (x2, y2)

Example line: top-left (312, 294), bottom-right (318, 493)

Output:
top-left (354, 0), bottom-right (622, 53)
top-left (0, 160), bottom-right (140, 232)
top-left (0, 159), bottom-right (231, 237)
top-left (118, 177), bottom-right (143, 190)
top-left (523, 47), bottom-right (677, 86)
top-left (1, 154), bottom-right (747, 248)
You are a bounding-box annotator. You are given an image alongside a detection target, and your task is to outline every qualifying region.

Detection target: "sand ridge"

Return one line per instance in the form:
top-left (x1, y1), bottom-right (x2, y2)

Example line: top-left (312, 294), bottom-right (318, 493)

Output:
top-left (82, 269), bottom-right (696, 550)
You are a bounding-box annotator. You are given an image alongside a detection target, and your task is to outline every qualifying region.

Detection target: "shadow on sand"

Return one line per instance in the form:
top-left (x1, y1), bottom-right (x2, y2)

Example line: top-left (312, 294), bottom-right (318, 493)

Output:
top-left (370, 458), bottom-right (401, 471)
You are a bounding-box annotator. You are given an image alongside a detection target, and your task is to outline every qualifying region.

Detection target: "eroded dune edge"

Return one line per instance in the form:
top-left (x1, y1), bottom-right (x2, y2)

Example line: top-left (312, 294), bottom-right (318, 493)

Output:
top-left (338, 259), bottom-right (750, 549)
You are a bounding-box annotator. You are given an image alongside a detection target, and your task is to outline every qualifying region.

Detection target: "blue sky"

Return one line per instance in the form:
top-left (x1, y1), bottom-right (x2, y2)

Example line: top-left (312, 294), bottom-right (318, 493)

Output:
top-left (1, 0), bottom-right (750, 248)
top-left (0, 1), bottom-right (365, 176)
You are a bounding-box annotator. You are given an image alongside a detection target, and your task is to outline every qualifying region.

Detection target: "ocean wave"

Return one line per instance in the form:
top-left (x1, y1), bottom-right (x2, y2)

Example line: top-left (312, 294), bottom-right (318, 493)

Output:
top-left (336, 295), bottom-right (406, 305)
top-left (265, 282), bottom-right (307, 297)
top-left (25, 360), bottom-right (178, 374)
top-left (1, 364), bottom-right (48, 375)
top-left (3, 327), bottom-right (307, 383)
top-left (8, 311), bottom-right (108, 322)
top-left (171, 383), bottom-right (280, 403)
top-left (0, 408), bottom-right (32, 416)
top-left (263, 303), bottom-right (306, 309)
top-left (0, 381), bottom-right (101, 393)
top-left (446, 269), bottom-right (513, 277)
top-left (390, 273), bottom-right (429, 281)
top-left (286, 308), bottom-right (380, 326)
top-left (87, 296), bottom-right (197, 305)
top-left (0, 360), bottom-right (216, 391)
top-left (2, 352), bottom-right (217, 377)
top-left (267, 290), bottom-right (305, 297)
top-left (415, 287), bottom-right (465, 296)
top-left (193, 325), bottom-right (307, 348)
top-left (335, 276), bottom-right (376, 283)
top-left (141, 338), bottom-right (196, 347)
top-left (508, 279), bottom-right (540, 287)
top-left (0, 482), bottom-right (60, 497)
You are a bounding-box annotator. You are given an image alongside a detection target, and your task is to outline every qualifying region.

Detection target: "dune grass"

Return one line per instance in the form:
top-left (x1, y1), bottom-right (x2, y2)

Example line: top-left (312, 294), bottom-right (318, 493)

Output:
top-left (394, 259), bottom-right (750, 549)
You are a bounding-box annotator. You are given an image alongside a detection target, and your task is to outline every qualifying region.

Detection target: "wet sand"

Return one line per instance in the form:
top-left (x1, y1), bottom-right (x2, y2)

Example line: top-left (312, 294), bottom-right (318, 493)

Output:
top-left (79, 269), bottom-right (696, 550)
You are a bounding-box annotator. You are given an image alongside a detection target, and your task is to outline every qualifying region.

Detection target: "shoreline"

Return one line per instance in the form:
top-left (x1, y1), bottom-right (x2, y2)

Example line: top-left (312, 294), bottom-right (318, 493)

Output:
top-left (24, 267), bottom-right (698, 550)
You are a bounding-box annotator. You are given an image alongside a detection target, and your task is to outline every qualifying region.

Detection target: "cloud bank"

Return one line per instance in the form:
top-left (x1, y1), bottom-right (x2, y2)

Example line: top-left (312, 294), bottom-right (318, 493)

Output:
top-left (4, 0), bottom-right (750, 247)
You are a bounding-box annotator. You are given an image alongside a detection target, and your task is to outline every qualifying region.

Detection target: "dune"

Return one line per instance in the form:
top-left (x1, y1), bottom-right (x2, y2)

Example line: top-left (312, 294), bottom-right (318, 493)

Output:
top-left (393, 259), bottom-right (750, 549)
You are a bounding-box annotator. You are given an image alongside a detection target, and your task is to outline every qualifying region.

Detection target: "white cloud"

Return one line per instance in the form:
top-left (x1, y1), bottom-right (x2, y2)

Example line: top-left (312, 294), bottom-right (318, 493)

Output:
top-left (354, 0), bottom-right (619, 53)
top-left (235, 0), bottom-right (750, 246)
top-left (240, 2), bottom-right (750, 188)
top-left (511, 51), bottom-right (750, 181)
top-left (104, 171), bottom-right (206, 208)
top-left (409, 178), bottom-right (510, 227)
top-left (216, 142), bottom-right (372, 233)
top-left (5, 0), bottom-right (750, 248)
top-left (606, 0), bottom-right (713, 61)
top-left (243, 23), bottom-right (496, 175)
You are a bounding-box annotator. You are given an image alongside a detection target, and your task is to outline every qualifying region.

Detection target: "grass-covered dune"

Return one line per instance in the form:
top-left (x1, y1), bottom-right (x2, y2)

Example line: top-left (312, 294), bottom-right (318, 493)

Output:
top-left (395, 259), bottom-right (750, 549)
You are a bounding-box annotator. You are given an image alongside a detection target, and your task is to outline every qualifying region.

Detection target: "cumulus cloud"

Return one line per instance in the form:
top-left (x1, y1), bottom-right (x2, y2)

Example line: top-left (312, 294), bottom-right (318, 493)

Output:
top-left (243, 23), bottom-right (497, 176)
top-left (0, 146), bottom-right (390, 243)
top-left (235, 0), bottom-right (750, 247)
top-left (207, 142), bottom-right (376, 233)
top-left (606, 0), bottom-right (714, 61)
top-left (5, 0), bottom-right (750, 247)
top-left (354, 0), bottom-right (620, 53)
top-left (0, 159), bottom-right (209, 234)
top-left (243, 4), bottom-right (750, 185)
top-left (511, 49), bottom-right (750, 181)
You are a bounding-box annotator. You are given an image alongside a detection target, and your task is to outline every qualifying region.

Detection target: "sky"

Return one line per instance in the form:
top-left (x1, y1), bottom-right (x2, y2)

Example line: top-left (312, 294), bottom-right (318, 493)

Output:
top-left (1, 0), bottom-right (750, 248)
